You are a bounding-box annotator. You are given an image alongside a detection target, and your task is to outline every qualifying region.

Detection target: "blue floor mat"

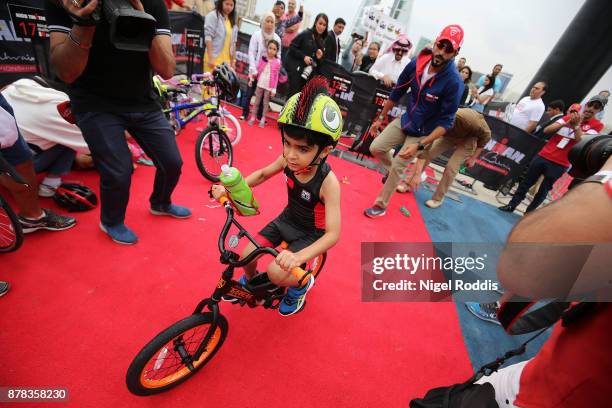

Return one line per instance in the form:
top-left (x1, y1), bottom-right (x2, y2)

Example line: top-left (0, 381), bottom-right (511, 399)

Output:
top-left (412, 187), bottom-right (552, 371)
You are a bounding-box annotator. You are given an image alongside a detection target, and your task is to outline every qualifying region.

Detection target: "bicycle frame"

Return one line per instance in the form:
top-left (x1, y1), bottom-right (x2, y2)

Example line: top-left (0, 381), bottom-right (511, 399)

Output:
top-left (163, 79), bottom-right (227, 130)
top-left (189, 199), bottom-right (311, 363)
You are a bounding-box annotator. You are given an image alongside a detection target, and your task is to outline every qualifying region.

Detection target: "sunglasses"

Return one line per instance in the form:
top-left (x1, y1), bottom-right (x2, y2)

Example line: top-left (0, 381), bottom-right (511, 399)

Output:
top-left (393, 47), bottom-right (408, 53)
top-left (435, 41), bottom-right (454, 54)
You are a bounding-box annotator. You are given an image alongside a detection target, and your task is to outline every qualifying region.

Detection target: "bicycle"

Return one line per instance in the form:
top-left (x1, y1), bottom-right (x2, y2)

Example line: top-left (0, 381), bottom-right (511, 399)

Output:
top-left (0, 153), bottom-right (28, 253)
top-left (155, 75), bottom-right (238, 182)
top-left (155, 74), bottom-right (242, 147)
top-left (125, 195), bottom-right (326, 396)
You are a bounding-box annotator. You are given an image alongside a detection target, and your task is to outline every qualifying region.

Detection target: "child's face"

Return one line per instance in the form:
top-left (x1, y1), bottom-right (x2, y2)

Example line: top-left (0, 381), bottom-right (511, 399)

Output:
top-left (282, 133), bottom-right (321, 171)
top-left (267, 43), bottom-right (278, 58)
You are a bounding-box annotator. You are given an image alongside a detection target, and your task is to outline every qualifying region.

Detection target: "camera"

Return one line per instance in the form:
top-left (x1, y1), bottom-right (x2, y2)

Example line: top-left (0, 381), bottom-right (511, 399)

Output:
top-left (301, 61), bottom-right (317, 80)
top-left (568, 133), bottom-right (612, 187)
top-left (68, 0), bottom-right (157, 52)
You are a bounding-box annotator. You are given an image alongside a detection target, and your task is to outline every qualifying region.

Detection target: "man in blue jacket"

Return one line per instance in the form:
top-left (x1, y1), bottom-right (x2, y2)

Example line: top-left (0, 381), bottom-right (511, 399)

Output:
top-left (364, 25), bottom-right (465, 218)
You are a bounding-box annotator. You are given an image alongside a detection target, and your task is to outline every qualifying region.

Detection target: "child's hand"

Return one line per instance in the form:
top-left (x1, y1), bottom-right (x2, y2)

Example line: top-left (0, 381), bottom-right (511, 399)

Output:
top-left (275, 249), bottom-right (303, 273)
top-left (271, 91), bottom-right (276, 97)
top-left (210, 184), bottom-right (227, 200)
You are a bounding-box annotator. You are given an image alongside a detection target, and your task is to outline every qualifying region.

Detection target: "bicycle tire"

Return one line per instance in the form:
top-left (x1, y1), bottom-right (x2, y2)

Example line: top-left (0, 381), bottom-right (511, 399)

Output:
top-left (0, 196), bottom-right (23, 253)
top-left (126, 313), bottom-right (228, 396)
top-left (195, 127), bottom-right (233, 182)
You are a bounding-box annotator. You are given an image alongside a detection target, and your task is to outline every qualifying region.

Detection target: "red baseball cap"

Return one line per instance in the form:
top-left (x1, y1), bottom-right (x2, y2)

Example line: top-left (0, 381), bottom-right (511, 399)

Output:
top-left (435, 25), bottom-right (464, 51)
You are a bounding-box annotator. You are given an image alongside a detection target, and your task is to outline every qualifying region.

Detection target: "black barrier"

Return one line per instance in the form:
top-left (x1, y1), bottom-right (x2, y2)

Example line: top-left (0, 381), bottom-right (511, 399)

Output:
top-left (0, 0), bottom-right (48, 87)
top-left (465, 116), bottom-right (545, 190)
top-left (169, 11), bottom-right (204, 77)
top-left (316, 60), bottom-right (409, 157)
top-left (430, 115), bottom-right (545, 191)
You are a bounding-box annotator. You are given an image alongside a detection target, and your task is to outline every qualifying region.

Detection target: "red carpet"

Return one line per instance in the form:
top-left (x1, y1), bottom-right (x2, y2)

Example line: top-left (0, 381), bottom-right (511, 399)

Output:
top-left (0, 108), bottom-right (471, 407)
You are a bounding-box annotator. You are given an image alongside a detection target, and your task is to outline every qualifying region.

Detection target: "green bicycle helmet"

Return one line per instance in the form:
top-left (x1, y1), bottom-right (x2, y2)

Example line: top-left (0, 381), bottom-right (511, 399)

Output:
top-left (277, 76), bottom-right (343, 148)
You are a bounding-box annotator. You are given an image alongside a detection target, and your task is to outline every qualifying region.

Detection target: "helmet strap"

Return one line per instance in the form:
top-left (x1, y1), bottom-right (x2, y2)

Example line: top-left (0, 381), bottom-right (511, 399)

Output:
top-left (280, 128), bottom-right (327, 174)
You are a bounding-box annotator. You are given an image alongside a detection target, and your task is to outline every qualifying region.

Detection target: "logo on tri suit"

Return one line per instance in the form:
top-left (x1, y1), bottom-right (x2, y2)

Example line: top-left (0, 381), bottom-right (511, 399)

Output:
top-left (300, 189), bottom-right (311, 202)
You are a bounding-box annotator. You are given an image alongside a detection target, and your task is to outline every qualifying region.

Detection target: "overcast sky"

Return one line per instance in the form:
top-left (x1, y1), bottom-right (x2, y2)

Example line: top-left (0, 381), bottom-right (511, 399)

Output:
top-left (255, 0), bottom-right (612, 126)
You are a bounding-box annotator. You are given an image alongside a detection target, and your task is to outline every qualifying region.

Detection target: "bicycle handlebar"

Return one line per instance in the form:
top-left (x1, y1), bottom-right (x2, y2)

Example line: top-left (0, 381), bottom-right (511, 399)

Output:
top-left (217, 197), bottom-right (309, 284)
top-left (0, 153), bottom-right (28, 185)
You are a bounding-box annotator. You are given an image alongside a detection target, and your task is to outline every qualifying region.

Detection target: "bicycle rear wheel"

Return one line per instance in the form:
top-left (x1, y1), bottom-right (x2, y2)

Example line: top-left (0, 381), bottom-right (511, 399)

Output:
top-left (0, 196), bottom-right (23, 253)
top-left (195, 127), bottom-right (233, 182)
top-left (126, 313), bottom-right (228, 396)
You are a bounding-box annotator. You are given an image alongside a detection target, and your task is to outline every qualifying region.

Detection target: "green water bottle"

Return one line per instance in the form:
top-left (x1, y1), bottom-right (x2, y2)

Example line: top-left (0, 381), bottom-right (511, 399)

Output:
top-left (219, 165), bottom-right (259, 216)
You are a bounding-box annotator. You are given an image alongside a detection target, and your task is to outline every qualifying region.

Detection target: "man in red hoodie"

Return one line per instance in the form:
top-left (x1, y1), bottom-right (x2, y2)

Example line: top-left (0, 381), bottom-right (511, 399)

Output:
top-left (499, 96), bottom-right (604, 214)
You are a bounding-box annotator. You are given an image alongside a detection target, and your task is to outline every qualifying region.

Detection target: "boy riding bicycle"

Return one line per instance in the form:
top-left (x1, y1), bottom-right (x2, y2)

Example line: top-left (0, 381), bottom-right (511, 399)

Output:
top-left (212, 77), bottom-right (342, 316)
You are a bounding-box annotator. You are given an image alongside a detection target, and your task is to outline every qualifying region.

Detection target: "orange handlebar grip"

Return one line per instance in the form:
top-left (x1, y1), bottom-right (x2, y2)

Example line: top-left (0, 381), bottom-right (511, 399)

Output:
top-left (219, 196), bottom-right (229, 205)
top-left (290, 266), bottom-right (309, 285)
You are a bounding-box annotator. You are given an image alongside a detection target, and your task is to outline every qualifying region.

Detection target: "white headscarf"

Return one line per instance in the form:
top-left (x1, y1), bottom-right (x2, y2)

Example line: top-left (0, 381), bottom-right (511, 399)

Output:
top-left (261, 12), bottom-right (276, 44)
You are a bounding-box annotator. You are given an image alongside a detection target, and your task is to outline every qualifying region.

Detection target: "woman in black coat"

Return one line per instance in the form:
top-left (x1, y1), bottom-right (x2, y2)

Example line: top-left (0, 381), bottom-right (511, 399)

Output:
top-left (284, 13), bottom-right (328, 97)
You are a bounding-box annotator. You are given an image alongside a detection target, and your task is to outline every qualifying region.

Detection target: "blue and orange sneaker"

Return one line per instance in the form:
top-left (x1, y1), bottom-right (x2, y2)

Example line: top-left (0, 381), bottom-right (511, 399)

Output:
top-left (278, 276), bottom-right (315, 316)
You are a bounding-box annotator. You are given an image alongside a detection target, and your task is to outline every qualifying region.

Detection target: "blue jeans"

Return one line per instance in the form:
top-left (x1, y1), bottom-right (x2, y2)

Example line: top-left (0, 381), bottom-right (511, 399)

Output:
top-left (509, 155), bottom-right (568, 212)
top-left (75, 110), bottom-right (183, 226)
top-left (33, 144), bottom-right (76, 176)
top-left (241, 79), bottom-right (263, 119)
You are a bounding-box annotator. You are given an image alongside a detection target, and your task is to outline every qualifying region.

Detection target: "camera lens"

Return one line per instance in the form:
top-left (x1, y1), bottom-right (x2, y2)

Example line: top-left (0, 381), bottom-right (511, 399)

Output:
top-left (568, 134), bottom-right (612, 182)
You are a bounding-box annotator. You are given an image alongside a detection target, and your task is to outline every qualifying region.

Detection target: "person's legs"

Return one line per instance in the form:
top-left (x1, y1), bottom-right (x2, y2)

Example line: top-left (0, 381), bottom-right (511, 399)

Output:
top-left (0, 135), bottom-right (41, 218)
top-left (33, 144), bottom-right (76, 176)
top-left (34, 145), bottom-right (77, 196)
top-left (259, 90), bottom-right (271, 126)
top-left (369, 118), bottom-right (407, 171)
top-left (506, 156), bottom-right (547, 210)
top-left (432, 139), bottom-right (473, 202)
top-left (525, 161), bottom-right (567, 212)
top-left (0, 119), bottom-right (74, 233)
top-left (126, 110), bottom-right (187, 217)
top-left (249, 87), bottom-right (264, 124)
top-left (75, 112), bottom-right (133, 226)
top-left (241, 80), bottom-right (257, 119)
top-left (371, 121), bottom-right (421, 209)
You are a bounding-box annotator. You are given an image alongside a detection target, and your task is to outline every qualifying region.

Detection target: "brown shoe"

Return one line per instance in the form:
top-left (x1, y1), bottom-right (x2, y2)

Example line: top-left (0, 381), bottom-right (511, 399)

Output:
top-left (425, 199), bottom-right (444, 209)
top-left (396, 181), bottom-right (411, 193)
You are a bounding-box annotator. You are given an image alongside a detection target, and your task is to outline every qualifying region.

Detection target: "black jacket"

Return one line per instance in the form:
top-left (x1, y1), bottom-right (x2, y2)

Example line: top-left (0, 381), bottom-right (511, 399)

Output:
top-left (284, 29), bottom-right (326, 75)
top-left (323, 31), bottom-right (339, 62)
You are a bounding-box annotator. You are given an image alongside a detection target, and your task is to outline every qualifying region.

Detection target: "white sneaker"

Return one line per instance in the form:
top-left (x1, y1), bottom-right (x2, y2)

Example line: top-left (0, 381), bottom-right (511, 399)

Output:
top-left (425, 199), bottom-right (444, 209)
top-left (38, 184), bottom-right (57, 198)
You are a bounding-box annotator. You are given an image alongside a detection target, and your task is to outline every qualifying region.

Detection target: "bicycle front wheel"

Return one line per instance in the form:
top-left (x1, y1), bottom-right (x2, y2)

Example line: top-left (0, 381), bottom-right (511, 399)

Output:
top-left (219, 112), bottom-right (242, 145)
top-left (195, 127), bottom-right (233, 182)
top-left (126, 313), bottom-right (228, 396)
top-left (0, 197), bottom-right (23, 253)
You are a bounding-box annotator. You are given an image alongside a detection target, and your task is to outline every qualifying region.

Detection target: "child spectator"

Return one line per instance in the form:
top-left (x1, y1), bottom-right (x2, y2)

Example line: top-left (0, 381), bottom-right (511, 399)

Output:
top-left (248, 39), bottom-right (281, 128)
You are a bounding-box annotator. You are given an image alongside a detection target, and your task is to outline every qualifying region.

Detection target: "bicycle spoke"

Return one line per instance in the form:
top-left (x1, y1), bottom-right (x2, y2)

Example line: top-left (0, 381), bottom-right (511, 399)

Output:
top-left (142, 325), bottom-right (212, 382)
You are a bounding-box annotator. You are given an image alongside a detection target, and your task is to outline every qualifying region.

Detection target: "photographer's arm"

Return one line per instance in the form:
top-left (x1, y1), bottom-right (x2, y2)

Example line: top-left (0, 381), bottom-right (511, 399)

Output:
top-left (48, 0), bottom-right (99, 84)
top-left (149, 35), bottom-right (175, 79)
top-left (498, 156), bottom-right (612, 300)
top-left (50, 28), bottom-right (95, 84)
top-left (147, 0), bottom-right (175, 78)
